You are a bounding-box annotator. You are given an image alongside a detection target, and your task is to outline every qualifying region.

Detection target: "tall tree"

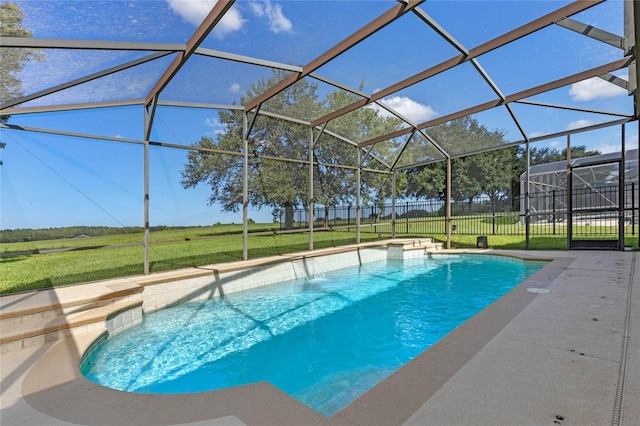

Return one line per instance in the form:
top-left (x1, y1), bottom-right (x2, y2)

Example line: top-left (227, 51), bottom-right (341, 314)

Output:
top-left (323, 87), bottom-right (405, 221)
top-left (473, 147), bottom-right (519, 208)
top-left (406, 161), bottom-right (447, 200)
top-left (518, 144), bottom-right (601, 168)
top-left (312, 132), bottom-right (357, 227)
top-left (406, 117), bottom-right (510, 205)
top-left (181, 72), bottom-right (406, 228)
top-left (181, 70), bottom-right (321, 229)
top-left (312, 88), bottom-right (360, 227)
top-left (0, 2), bottom-right (43, 116)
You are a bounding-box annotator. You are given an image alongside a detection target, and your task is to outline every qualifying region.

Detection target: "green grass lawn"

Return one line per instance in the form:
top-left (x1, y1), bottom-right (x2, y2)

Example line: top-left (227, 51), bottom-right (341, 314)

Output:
top-left (0, 229), bottom-right (379, 294)
top-left (2, 221), bottom-right (638, 294)
top-left (0, 223), bottom-right (281, 253)
top-left (430, 234), bottom-right (639, 250)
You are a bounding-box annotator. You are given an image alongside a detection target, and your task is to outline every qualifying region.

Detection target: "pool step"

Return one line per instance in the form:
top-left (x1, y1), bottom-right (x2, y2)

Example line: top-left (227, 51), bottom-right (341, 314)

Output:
top-left (401, 238), bottom-right (443, 252)
top-left (318, 368), bottom-right (394, 415)
top-left (0, 280), bottom-right (143, 353)
top-left (296, 367), bottom-right (394, 416)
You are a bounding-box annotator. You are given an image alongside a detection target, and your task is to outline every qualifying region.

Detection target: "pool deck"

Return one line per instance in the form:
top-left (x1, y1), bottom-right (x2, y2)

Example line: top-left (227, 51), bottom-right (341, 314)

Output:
top-left (1, 248), bottom-right (638, 425)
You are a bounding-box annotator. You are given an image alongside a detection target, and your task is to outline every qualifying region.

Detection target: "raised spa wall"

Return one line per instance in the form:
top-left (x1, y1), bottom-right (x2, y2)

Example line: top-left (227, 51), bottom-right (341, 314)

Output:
top-left (140, 246), bottom-right (406, 314)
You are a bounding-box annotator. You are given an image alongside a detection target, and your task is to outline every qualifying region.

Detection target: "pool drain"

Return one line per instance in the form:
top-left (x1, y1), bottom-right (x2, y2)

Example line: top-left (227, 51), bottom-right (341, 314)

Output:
top-left (526, 287), bottom-right (550, 294)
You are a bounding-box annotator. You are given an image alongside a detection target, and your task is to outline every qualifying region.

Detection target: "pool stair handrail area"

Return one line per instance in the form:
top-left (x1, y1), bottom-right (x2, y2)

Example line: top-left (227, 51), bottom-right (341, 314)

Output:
top-left (401, 238), bottom-right (443, 253)
top-left (0, 280), bottom-right (143, 353)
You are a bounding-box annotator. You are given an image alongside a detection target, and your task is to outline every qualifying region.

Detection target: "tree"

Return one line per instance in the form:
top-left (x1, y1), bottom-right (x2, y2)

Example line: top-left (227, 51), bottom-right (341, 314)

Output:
top-left (319, 85), bottom-right (404, 223)
top-left (406, 161), bottom-right (447, 200)
top-left (406, 116), bottom-right (603, 212)
top-left (517, 144), bottom-right (600, 168)
top-left (312, 89), bottom-right (360, 227)
top-left (1, 2), bottom-right (43, 116)
top-left (406, 117), bottom-right (510, 205)
top-left (312, 134), bottom-right (356, 227)
top-left (473, 147), bottom-right (519, 208)
top-left (181, 70), bottom-right (320, 229)
top-left (181, 72), bottom-right (406, 228)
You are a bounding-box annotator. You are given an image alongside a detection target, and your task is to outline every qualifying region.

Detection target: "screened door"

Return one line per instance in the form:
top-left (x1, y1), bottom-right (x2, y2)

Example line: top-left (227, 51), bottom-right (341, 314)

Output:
top-left (568, 159), bottom-right (624, 250)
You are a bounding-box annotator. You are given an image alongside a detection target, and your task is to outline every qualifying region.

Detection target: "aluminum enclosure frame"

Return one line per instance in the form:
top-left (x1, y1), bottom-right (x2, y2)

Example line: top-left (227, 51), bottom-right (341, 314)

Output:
top-left (1, 0), bottom-right (639, 269)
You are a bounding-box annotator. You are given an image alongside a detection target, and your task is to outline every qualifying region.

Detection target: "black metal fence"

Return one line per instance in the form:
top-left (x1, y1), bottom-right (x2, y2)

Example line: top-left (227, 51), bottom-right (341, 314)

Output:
top-left (281, 183), bottom-right (639, 238)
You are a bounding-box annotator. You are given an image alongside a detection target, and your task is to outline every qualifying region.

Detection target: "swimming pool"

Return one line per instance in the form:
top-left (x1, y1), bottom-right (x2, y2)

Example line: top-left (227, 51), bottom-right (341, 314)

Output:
top-left (81, 254), bottom-right (544, 416)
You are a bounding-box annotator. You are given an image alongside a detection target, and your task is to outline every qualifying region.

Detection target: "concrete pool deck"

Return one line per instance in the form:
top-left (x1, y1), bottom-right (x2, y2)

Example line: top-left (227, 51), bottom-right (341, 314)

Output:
top-left (1, 248), bottom-right (638, 425)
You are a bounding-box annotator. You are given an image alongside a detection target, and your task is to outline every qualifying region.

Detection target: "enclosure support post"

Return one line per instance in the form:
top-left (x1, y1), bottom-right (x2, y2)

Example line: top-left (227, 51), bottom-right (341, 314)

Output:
top-left (405, 202), bottom-right (409, 234)
top-left (633, 0), bottom-right (640, 118)
top-left (566, 134), bottom-right (572, 250)
top-left (552, 190), bottom-right (556, 235)
top-left (356, 148), bottom-right (361, 244)
top-left (620, 123), bottom-right (626, 250)
top-left (446, 157), bottom-right (452, 249)
top-left (308, 126), bottom-right (314, 251)
top-left (632, 183), bottom-right (636, 236)
top-left (492, 198), bottom-right (496, 235)
top-left (143, 140), bottom-right (150, 275)
top-left (391, 170), bottom-right (396, 239)
top-left (242, 111), bottom-right (249, 261)
top-left (142, 100), bottom-right (153, 275)
top-left (525, 140), bottom-right (531, 250)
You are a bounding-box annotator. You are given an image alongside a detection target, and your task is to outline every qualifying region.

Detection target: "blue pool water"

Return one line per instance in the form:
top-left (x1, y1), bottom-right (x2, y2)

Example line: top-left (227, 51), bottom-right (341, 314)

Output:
top-left (82, 255), bottom-right (544, 416)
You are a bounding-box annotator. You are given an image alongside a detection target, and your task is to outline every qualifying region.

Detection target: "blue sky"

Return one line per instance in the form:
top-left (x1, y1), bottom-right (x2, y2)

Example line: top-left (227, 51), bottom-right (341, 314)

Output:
top-left (1, 0), bottom-right (637, 230)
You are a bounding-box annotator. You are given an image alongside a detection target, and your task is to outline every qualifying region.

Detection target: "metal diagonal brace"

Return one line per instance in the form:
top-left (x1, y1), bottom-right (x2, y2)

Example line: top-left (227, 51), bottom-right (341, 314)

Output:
top-left (244, 0), bottom-right (425, 112)
top-left (359, 56), bottom-right (634, 149)
top-left (311, 0), bottom-right (605, 128)
top-left (144, 0), bottom-right (236, 108)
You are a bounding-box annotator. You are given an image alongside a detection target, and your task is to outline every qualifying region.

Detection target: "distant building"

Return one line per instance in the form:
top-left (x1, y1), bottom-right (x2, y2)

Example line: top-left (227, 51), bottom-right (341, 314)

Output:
top-left (520, 149), bottom-right (638, 223)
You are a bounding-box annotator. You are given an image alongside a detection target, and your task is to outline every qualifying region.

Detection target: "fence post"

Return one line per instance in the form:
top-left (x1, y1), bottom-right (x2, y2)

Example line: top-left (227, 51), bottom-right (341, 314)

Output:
top-left (632, 183), bottom-right (635, 236)
top-left (406, 201), bottom-right (409, 234)
top-left (552, 189), bottom-right (556, 235)
top-left (492, 198), bottom-right (496, 235)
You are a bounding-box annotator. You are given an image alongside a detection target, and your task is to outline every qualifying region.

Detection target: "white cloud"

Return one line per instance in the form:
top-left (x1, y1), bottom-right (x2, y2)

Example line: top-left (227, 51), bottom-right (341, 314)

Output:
top-left (375, 96), bottom-right (438, 123)
top-left (568, 77), bottom-right (627, 101)
top-left (249, 1), bottom-right (264, 16)
top-left (249, 0), bottom-right (292, 33)
top-left (204, 116), bottom-right (227, 136)
top-left (167, 0), bottom-right (245, 38)
top-left (213, 8), bottom-right (245, 38)
top-left (167, 0), bottom-right (215, 25)
top-left (567, 119), bottom-right (594, 131)
top-left (591, 142), bottom-right (620, 154)
top-left (229, 83), bottom-right (241, 93)
top-left (204, 117), bottom-right (220, 127)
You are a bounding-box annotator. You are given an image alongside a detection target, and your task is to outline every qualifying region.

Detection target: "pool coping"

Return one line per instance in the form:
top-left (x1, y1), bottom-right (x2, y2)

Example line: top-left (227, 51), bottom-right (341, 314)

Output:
top-left (2, 248), bottom-right (638, 425)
